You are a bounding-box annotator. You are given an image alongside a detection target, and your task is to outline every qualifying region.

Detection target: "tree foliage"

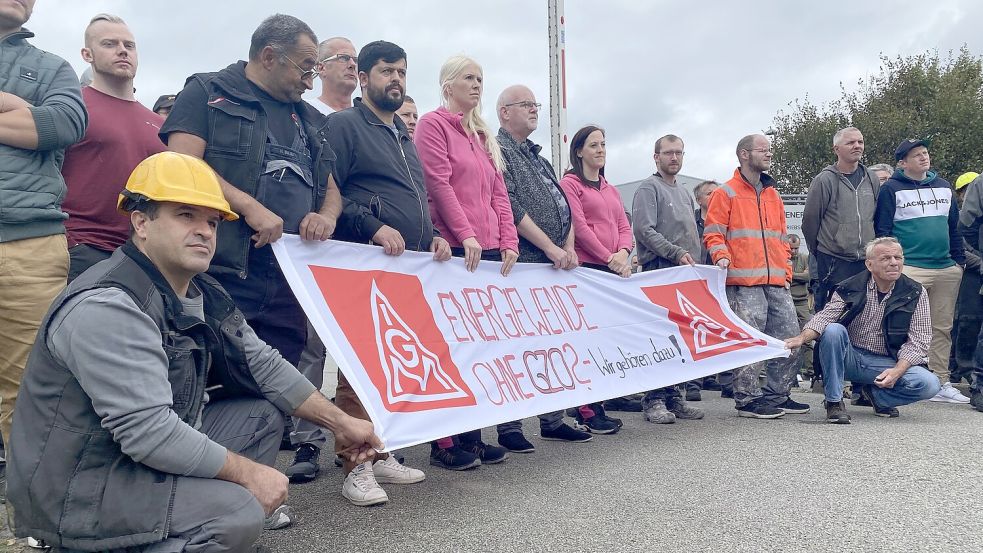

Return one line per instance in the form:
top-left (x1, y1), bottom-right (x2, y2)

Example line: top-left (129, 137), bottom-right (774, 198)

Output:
top-left (770, 46), bottom-right (983, 194)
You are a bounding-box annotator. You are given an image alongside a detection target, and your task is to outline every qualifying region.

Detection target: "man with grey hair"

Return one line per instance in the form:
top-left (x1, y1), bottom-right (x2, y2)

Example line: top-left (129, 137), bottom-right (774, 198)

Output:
top-left (630, 133), bottom-right (706, 420)
top-left (786, 237), bottom-right (940, 423)
top-left (870, 163), bottom-right (894, 185)
top-left (62, 13), bottom-right (166, 280)
top-left (0, 0), bottom-right (87, 448)
top-left (161, 15), bottom-right (343, 523)
top-left (312, 36), bottom-right (357, 114)
top-left (802, 126), bottom-right (880, 312)
top-left (494, 83), bottom-right (593, 449)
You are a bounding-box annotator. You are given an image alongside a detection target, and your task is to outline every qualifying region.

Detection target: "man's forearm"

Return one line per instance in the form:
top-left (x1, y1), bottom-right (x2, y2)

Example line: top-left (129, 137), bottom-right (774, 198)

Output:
top-left (292, 390), bottom-right (347, 432)
top-left (517, 214), bottom-right (558, 253)
top-left (0, 108), bottom-right (39, 149)
top-left (317, 175), bottom-right (343, 220)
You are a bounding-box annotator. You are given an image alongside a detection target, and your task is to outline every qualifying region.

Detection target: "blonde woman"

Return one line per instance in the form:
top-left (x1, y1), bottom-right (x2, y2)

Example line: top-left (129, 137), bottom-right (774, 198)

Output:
top-left (415, 55), bottom-right (518, 470)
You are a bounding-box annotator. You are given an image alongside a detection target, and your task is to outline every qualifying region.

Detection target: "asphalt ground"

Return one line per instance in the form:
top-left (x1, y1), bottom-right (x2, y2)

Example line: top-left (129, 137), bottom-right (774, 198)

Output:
top-left (2, 383), bottom-right (978, 552)
top-left (253, 383), bottom-right (983, 553)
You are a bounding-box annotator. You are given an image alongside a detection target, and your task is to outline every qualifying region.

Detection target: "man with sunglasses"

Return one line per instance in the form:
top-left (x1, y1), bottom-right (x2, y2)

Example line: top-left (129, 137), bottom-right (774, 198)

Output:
top-left (159, 16), bottom-right (343, 525)
top-left (311, 36), bottom-right (357, 114)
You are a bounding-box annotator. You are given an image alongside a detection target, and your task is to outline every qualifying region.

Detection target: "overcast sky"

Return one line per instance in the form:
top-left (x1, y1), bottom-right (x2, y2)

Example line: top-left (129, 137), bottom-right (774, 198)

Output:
top-left (23, 0), bottom-right (983, 185)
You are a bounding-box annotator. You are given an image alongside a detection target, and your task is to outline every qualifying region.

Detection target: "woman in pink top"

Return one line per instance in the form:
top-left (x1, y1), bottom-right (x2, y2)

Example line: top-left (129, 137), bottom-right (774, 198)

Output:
top-left (415, 55), bottom-right (519, 276)
top-left (415, 55), bottom-right (518, 471)
top-left (559, 125), bottom-right (634, 278)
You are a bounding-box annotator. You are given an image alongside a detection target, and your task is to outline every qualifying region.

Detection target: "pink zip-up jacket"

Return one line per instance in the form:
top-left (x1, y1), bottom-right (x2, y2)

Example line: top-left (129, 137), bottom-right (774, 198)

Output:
top-left (559, 173), bottom-right (634, 266)
top-left (415, 107), bottom-right (519, 252)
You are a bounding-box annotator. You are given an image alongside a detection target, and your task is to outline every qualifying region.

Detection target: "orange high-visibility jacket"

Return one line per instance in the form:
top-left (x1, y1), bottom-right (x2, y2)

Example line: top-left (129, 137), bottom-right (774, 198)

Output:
top-left (703, 168), bottom-right (792, 287)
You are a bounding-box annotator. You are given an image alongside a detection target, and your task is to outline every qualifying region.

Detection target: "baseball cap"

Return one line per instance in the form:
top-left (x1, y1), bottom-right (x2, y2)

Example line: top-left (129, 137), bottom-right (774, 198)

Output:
top-left (152, 94), bottom-right (177, 113)
top-left (894, 138), bottom-right (930, 161)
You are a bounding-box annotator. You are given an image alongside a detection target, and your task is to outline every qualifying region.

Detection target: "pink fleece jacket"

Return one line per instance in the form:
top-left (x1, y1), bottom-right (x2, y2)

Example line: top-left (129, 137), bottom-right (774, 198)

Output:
top-left (415, 107), bottom-right (519, 252)
top-left (559, 173), bottom-right (634, 266)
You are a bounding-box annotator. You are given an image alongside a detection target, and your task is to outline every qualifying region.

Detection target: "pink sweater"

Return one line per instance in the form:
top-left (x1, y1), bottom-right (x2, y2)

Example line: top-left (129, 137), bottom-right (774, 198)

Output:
top-left (559, 173), bottom-right (634, 266)
top-left (415, 107), bottom-right (519, 252)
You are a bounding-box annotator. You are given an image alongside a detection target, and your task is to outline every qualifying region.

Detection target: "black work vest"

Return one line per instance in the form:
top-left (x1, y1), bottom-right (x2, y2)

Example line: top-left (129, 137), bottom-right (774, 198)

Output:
top-left (835, 270), bottom-right (921, 360)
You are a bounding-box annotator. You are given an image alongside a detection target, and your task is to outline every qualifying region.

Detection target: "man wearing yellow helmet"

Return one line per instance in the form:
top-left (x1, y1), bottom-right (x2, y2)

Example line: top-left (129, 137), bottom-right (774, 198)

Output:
top-left (7, 151), bottom-right (382, 551)
top-left (954, 171), bottom-right (983, 406)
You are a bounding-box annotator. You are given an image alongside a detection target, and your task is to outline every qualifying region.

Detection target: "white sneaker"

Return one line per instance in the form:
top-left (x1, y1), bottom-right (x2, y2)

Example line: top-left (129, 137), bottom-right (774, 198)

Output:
top-left (373, 456), bottom-right (426, 484)
top-left (929, 382), bottom-right (971, 404)
top-left (342, 462), bottom-right (388, 506)
top-left (263, 504), bottom-right (293, 530)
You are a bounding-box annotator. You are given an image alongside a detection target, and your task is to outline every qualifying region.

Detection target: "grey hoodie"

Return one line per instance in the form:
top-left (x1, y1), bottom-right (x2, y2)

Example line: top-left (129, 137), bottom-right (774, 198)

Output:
top-left (802, 163), bottom-right (879, 261)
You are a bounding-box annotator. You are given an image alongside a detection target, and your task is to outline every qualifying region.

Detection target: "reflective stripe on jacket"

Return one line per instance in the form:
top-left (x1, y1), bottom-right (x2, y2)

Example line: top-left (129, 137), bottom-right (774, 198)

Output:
top-left (704, 168), bottom-right (791, 286)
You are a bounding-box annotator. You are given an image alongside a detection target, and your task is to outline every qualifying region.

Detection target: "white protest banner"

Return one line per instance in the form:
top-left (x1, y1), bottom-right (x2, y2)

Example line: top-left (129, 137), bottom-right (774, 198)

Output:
top-left (273, 236), bottom-right (788, 451)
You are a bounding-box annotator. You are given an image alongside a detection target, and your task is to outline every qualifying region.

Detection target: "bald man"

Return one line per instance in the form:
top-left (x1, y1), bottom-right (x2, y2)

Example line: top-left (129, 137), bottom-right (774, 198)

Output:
top-left (312, 37), bottom-right (357, 114)
top-left (494, 85), bottom-right (592, 450)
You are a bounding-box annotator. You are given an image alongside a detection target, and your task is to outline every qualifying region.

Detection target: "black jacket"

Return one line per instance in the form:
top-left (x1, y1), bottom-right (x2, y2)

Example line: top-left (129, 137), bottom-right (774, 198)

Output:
top-left (328, 98), bottom-right (436, 252)
top-left (835, 269), bottom-right (922, 361)
top-left (162, 61), bottom-right (336, 279)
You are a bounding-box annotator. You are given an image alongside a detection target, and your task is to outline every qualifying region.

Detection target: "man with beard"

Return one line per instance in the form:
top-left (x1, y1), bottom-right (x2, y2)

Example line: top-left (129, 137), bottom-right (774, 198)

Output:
top-left (630, 134), bottom-right (705, 423)
top-left (62, 14), bottom-right (166, 280)
top-left (320, 40), bottom-right (450, 506)
top-left (0, 0), bottom-right (87, 448)
top-left (704, 134), bottom-right (806, 418)
top-left (311, 36), bottom-right (357, 115)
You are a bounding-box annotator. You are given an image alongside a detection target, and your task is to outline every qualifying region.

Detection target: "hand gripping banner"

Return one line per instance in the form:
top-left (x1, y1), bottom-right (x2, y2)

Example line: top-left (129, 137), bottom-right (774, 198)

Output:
top-left (273, 237), bottom-right (788, 451)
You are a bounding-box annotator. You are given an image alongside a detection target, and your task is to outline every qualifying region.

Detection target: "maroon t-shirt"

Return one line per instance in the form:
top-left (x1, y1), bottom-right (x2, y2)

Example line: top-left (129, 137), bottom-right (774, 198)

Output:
top-left (62, 87), bottom-right (166, 251)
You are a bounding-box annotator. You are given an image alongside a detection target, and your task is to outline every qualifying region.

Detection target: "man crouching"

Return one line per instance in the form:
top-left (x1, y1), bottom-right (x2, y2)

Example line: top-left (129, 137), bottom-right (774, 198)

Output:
top-left (784, 237), bottom-right (941, 423)
top-left (8, 152), bottom-right (381, 551)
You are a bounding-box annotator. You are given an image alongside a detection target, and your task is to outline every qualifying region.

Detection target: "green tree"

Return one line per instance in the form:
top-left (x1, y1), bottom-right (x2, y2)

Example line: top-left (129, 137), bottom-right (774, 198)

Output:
top-left (770, 46), bottom-right (983, 194)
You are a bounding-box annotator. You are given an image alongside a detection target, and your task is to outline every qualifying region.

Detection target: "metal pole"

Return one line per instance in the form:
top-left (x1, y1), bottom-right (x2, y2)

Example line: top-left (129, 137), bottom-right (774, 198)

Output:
top-left (548, 0), bottom-right (568, 177)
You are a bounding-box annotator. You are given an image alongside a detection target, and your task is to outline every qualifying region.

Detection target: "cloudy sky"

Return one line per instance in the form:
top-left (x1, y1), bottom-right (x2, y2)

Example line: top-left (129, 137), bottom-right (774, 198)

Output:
top-left (23, 0), bottom-right (983, 185)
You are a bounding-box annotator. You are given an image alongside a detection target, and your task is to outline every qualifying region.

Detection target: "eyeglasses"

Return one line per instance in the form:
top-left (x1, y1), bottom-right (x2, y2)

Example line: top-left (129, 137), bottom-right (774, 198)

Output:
top-left (274, 48), bottom-right (318, 80)
top-left (746, 148), bottom-right (773, 155)
top-left (658, 150), bottom-right (685, 158)
top-left (504, 101), bottom-right (541, 111)
top-left (318, 53), bottom-right (357, 68)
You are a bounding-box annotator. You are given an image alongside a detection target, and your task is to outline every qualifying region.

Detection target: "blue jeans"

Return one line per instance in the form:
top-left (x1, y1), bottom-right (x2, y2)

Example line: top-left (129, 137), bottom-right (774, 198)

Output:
top-left (819, 323), bottom-right (940, 407)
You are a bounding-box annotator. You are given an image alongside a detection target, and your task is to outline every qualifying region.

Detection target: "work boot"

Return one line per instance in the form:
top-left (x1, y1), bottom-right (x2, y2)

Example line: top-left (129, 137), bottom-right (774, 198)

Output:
top-left (643, 399), bottom-right (676, 424)
top-left (824, 400), bottom-right (851, 424)
top-left (666, 397), bottom-right (704, 419)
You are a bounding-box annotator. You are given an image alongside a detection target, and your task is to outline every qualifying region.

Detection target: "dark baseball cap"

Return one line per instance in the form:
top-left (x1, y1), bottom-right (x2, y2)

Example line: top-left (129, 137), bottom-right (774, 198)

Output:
top-left (894, 138), bottom-right (930, 161)
top-left (152, 94), bottom-right (177, 113)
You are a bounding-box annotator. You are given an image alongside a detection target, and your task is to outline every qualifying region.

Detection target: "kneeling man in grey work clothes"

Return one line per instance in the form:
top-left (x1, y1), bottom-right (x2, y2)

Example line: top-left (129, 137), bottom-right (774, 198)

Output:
top-left (7, 152), bottom-right (381, 552)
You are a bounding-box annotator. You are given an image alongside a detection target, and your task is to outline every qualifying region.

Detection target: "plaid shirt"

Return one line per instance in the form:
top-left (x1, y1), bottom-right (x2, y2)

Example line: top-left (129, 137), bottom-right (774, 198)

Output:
top-left (804, 277), bottom-right (930, 365)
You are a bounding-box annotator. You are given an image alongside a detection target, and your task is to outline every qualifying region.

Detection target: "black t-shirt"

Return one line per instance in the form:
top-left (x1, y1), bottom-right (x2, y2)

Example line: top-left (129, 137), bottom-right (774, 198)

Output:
top-left (844, 166), bottom-right (865, 188)
top-left (161, 76), bottom-right (301, 147)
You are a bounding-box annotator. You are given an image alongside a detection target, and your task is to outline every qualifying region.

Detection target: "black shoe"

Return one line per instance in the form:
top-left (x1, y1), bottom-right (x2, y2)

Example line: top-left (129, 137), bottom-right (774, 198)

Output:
top-left (736, 400), bottom-right (785, 419)
top-left (279, 434), bottom-right (294, 451)
top-left (860, 385), bottom-right (899, 418)
top-left (824, 400), bottom-right (851, 424)
top-left (592, 403), bottom-right (623, 428)
top-left (971, 390), bottom-right (983, 412)
top-left (851, 393), bottom-right (872, 407)
top-left (284, 444), bottom-right (320, 483)
top-left (703, 379), bottom-right (722, 391)
top-left (459, 441), bottom-right (509, 464)
top-left (685, 388), bottom-right (702, 402)
top-left (602, 396), bottom-right (643, 412)
top-left (429, 445), bottom-right (481, 470)
top-left (581, 415), bottom-right (620, 434)
top-left (778, 397), bottom-right (811, 414)
top-left (721, 387), bottom-right (734, 399)
top-left (540, 423), bottom-right (593, 442)
top-left (498, 432), bottom-right (536, 453)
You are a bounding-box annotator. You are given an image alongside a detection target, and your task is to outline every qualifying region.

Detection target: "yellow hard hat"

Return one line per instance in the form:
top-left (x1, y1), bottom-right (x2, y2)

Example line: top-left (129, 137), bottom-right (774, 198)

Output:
top-left (955, 172), bottom-right (979, 191)
top-left (118, 152), bottom-right (238, 221)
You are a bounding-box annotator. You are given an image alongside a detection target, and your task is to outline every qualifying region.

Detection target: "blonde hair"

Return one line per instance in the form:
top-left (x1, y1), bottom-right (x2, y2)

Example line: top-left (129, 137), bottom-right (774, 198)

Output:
top-left (438, 56), bottom-right (504, 172)
top-left (84, 13), bottom-right (127, 47)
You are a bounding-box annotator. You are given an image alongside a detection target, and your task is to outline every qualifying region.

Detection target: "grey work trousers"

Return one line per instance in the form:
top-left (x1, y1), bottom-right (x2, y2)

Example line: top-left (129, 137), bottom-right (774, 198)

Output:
top-left (134, 397), bottom-right (283, 552)
top-left (726, 285), bottom-right (801, 408)
top-left (497, 410), bottom-right (565, 436)
top-left (290, 321), bottom-right (328, 449)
